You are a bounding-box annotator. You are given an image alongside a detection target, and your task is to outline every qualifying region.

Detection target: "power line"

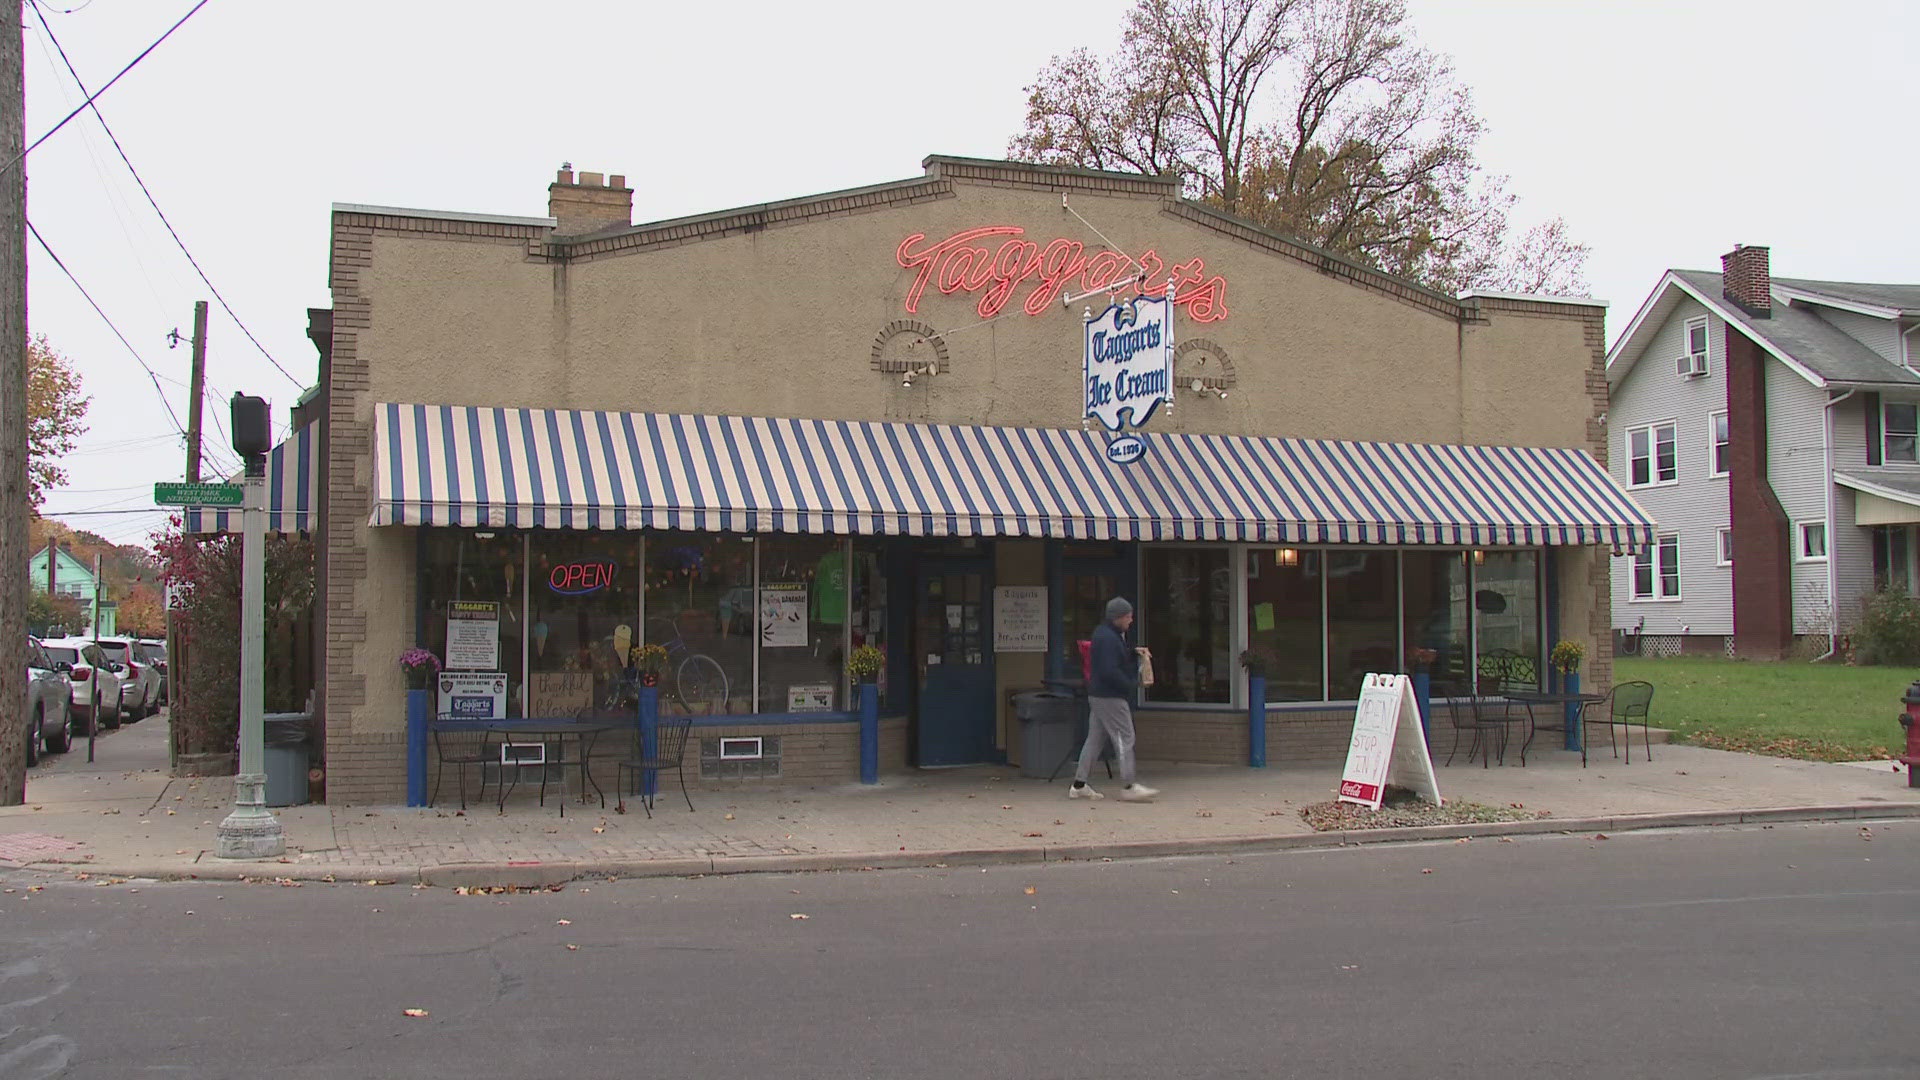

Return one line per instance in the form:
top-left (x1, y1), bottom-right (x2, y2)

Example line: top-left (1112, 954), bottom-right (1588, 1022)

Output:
top-left (29, 1), bottom-right (303, 392)
top-left (2, 0), bottom-right (209, 176)
top-left (27, 219), bottom-right (188, 437)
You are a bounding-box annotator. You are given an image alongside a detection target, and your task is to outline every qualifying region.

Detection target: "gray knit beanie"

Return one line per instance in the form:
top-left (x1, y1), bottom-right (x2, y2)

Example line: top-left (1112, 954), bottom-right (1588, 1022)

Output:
top-left (1105, 597), bottom-right (1133, 619)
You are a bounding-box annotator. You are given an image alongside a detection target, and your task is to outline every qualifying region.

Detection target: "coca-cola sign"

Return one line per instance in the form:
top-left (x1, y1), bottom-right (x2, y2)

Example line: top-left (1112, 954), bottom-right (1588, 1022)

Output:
top-left (896, 226), bottom-right (1229, 323)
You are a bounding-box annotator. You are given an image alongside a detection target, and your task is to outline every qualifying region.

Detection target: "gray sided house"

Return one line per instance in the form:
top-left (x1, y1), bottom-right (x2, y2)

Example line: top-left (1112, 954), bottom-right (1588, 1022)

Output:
top-left (1606, 245), bottom-right (1920, 659)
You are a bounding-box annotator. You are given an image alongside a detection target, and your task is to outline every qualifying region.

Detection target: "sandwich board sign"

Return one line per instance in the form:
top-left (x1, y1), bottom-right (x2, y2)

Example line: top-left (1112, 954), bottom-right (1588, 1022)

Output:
top-left (1337, 673), bottom-right (1443, 809)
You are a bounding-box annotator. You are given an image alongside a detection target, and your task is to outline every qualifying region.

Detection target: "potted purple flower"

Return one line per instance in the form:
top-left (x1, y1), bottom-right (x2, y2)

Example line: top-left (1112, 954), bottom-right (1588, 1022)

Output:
top-left (399, 647), bottom-right (441, 692)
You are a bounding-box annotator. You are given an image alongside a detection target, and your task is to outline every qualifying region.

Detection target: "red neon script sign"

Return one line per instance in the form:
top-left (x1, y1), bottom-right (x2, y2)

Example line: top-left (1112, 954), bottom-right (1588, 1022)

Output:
top-left (896, 227), bottom-right (1229, 323)
top-left (548, 561), bottom-right (617, 595)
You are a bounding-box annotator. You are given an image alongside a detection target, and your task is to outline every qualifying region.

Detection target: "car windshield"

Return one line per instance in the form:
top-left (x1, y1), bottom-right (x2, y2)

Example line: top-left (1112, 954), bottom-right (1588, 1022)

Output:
top-left (96, 642), bottom-right (130, 662)
top-left (43, 646), bottom-right (79, 666)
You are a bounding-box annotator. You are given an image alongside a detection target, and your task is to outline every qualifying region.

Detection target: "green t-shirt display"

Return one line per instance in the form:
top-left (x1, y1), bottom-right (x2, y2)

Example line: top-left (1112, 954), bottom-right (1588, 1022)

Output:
top-left (812, 550), bottom-right (847, 625)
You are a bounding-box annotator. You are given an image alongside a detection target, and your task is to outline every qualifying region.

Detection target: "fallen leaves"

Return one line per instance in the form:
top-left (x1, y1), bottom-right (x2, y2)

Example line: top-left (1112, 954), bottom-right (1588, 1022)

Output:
top-left (565, 944), bottom-right (579, 951)
top-left (789, 913), bottom-right (810, 920)
top-left (1022, 831), bottom-right (1044, 838)
top-left (556, 919), bottom-right (572, 926)
top-left (402, 1008), bottom-right (429, 1019)
top-left (1023, 886), bottom-right (1037, 896)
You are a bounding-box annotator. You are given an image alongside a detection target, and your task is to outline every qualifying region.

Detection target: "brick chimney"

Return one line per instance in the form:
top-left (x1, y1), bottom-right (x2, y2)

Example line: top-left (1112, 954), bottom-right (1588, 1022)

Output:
top-left (547, 165), bottom-right (632, 236)
top-left (1721, 244), bottom-right (1771, 318)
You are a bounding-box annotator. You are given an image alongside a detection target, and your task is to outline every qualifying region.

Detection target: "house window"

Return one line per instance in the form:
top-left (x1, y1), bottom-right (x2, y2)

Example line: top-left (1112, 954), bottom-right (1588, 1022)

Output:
top-left (1885, 403), bottom-right (1918, 464)
top-left (1717, 527), bottom-right (1733, 566)
top-left (1628, 422), bottom-right (1678, 486)
top-left (1709, 412), bottom-right (1729, 477)
top-left (1797, 521), bottom-right (1828, 562)
top-left (1873, 526), bottom-right (1913, 592)
top-left (1679, 317), bottom-right (1709, 377)
top-left (1632, 535), bottom-right (1681, 600)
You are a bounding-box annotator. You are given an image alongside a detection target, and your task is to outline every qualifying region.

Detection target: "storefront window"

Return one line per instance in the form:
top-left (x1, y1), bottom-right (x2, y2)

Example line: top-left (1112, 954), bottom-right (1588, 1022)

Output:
top-left (1403, 551), bottom-right (1470, 693)
top-left (419, 530), bottom-right (525, 718)
top-left (1246, 548), bottom-right (1323, 702)
top-left (642, 532), bottom-right (754, 717)
top-left (1473, 551), bottom-right (1541, 692)
top-left (851, 539), bottom-right (889, 707)
top-left (1143, 548), bottom-right (1232, 704)
top-left (756, 536), bottom-right (848, 714)
top-left (1326, 550), bottom-right (1397, 701)
top-left (527, 533), bottom-right (639, 719)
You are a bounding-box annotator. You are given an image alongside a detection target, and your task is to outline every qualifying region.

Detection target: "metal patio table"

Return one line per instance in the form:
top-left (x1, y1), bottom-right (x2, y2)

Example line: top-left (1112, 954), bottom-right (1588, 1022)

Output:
top-left (461, 719), bottom-right (630, 815)
top-left (1504, 690), bottom-right (1607, 767)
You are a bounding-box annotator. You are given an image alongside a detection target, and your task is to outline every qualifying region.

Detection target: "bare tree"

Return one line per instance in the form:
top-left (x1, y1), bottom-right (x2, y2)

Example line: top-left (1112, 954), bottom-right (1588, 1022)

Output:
top-left (1009, 0), bottom-right (1588, 295)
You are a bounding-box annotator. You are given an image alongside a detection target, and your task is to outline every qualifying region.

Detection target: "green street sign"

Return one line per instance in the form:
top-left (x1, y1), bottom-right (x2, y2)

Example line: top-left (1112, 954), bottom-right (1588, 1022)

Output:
top-left (154, 482), bottom-right (244, 507)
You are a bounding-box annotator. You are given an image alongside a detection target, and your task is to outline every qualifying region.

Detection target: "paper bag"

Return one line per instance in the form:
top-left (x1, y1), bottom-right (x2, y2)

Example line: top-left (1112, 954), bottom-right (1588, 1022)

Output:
top-left (1137, 647), bottom-right (1155, 687)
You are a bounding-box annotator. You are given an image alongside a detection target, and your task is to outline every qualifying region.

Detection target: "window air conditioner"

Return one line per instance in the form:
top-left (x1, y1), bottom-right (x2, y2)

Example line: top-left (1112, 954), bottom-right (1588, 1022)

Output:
top-left (1677, 352), bottom-right (1708, 378)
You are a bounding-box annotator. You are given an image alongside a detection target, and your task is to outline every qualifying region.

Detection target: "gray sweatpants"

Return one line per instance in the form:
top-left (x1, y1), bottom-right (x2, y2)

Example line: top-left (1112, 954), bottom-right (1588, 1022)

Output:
top-left (1076, 696), bottom-right (1137, 786)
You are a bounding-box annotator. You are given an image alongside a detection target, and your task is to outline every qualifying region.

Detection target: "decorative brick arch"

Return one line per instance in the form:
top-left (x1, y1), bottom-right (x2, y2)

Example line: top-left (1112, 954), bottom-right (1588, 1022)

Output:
top-left (1173, 338), bottom-right (1236, 395)
top-left (870, 320), bottom-right (950, 375)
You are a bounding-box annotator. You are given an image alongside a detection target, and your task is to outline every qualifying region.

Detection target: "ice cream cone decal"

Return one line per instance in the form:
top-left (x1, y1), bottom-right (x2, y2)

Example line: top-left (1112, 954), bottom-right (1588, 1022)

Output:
top-left (614, 624), bottom-right (632, 664)
top-left (534, 621), bottom-right (549, 657)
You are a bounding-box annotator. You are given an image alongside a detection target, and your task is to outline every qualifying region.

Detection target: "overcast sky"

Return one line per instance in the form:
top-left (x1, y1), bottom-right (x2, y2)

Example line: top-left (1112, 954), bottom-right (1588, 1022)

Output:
top-left (22, 0), bottom-right (1920, 548)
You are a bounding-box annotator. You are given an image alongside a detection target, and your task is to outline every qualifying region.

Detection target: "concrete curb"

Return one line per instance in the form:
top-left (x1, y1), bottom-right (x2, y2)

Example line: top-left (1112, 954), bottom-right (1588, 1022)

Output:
top-left (14, 801), bottom-right (1918, 887)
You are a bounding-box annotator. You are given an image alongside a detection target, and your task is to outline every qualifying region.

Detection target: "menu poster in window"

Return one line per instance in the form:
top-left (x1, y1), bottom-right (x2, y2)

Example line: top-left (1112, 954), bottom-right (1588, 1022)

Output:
top-left (438, 672), bottom-right (507, 720)
top-left (760, 584), bottom-right (808, 648)
top-left (993, 586), bottom-right (1047, 652)
top-left (1337, 673), bottom-right (1442, 810)
top-left (529, 672), bottom-right (594, 719)
top-left (787, 683), bottom-right (835, 712)
top-left (446, 601), bottom-right (500, 670)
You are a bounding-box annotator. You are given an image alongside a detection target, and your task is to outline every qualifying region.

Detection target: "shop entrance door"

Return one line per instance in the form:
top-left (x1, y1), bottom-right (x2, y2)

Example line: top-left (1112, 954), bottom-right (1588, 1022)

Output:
top-left (913, 564), bottom-right (995, 766)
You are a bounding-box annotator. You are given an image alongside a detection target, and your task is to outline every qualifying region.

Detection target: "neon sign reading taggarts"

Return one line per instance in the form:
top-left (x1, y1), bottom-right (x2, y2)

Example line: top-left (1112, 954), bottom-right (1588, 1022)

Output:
top-left (896, 227), bottom-right (1229, 322)
top-left (549, 561), bottom-right (617, 595)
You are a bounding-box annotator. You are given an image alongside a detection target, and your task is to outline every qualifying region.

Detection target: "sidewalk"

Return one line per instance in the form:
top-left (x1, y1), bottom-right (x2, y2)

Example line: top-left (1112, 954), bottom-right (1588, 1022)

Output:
top-left (3, 710), bottom-right (1916, 886)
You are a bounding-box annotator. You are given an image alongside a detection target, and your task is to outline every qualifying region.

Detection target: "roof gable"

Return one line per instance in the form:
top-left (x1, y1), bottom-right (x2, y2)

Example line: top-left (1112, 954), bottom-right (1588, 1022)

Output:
top-left (1608, 271), bottom-right (1919, 390)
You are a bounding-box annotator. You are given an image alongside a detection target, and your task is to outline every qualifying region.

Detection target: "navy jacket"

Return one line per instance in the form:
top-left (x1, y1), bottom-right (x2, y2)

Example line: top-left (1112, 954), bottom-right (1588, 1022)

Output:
top-left (1088, 619), bottom-right (1138, 700)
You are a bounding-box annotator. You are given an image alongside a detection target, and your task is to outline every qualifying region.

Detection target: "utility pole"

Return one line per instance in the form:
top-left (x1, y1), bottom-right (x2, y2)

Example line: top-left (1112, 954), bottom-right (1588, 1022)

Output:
top-left (175, 300), bottom-right (207, 482)
top-left (164, 302), bottom-right (207, 768)
top-left (0, 4), bottom-right (29, 805)
top-left (216, 392), bottom-right (283, 859)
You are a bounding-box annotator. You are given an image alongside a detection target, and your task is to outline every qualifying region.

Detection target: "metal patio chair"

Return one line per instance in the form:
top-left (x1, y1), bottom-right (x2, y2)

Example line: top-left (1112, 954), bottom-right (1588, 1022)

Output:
top-left (429, 726), bottom-right (497, 811)
top-left (1441, 683), bottom-right (1506, 768)
top-left (616, 716), bottom-right (695, 818)
top-left (1583, 681), bottom-right (1656, 763)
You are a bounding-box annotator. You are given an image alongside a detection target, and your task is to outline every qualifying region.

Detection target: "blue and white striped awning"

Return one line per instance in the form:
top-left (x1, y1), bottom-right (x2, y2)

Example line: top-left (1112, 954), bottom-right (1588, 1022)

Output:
top-left (370, 403), bottom-right (1656, 549)
top-left (184, 423), bottom-right (319, 535)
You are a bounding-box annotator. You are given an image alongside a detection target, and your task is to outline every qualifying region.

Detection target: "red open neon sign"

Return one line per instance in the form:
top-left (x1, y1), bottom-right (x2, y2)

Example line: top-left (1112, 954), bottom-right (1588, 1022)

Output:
top-left (549, 561), bottom-right (617, 595)
top-left (897, 226), bottom-right (1229, 323)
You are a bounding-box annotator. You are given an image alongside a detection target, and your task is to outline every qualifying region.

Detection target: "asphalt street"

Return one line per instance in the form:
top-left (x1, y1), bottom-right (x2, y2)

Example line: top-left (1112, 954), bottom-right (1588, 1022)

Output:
top-left (0, 820), bottom-right (1911, 1079)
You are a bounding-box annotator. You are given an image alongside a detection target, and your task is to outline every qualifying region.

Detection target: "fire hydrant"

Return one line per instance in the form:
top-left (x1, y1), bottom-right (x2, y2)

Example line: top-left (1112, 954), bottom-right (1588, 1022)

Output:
top-left (1899, 681), bottom-right (1920, 787)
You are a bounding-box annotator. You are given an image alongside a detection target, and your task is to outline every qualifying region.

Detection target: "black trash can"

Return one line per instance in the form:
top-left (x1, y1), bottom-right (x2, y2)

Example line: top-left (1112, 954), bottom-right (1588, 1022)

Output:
top-left (263, 712), bottom-right (313, 807)
top-left (1015, 690), bottom-right (1079, 779)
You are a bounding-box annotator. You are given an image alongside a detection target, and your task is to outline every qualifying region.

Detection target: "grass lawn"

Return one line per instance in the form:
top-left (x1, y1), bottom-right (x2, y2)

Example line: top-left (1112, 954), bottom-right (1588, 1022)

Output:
top-left (1614, 656), bottom-right (1907, 762)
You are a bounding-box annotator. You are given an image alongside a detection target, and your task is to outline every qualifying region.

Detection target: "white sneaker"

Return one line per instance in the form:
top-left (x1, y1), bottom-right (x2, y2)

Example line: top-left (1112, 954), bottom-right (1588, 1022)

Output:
top-left (1067, 784), bottom-right (1104, 800)
top-left (1118, 784), bottom-right (1160, 802)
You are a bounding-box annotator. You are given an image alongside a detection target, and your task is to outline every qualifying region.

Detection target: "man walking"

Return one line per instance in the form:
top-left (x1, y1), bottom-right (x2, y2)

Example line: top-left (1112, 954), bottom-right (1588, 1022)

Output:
top-left (1070, 597), bottom-right (1159, 802)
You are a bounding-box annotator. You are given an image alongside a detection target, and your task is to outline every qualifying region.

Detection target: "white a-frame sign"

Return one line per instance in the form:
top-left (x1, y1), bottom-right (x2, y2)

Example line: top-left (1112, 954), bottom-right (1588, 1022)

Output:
top-left (1337, 673), bottom-right (1443, 809)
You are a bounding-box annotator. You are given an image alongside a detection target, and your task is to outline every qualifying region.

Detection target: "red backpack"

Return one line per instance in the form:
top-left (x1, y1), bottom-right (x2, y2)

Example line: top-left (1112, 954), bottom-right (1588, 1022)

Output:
top-left (1077, 639), bottom-right (1092, 681)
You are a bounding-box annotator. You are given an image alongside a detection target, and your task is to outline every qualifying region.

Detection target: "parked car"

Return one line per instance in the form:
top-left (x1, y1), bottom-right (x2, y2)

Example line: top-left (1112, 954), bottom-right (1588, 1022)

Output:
top-left (23, 637), bottom-right (73, 764)
top-left (94, 637), bottom-right (159, 721)
top-left (135, 639), bottom-right (168, 706)
top-left (38, 637), bottom-right (123, 734)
